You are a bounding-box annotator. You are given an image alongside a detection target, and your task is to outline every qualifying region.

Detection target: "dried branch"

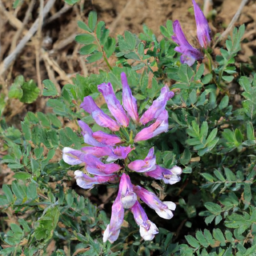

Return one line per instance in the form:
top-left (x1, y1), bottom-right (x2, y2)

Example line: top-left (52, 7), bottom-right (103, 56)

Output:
top-left (0, 0), bottom-right (56, 76)
top-left (214, 0), bottom-right (249, 47)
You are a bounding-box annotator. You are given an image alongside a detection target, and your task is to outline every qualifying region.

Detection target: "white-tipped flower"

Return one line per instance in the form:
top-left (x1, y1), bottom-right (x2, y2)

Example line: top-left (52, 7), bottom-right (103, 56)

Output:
top-left (134, 185), bottom-right (176, 220)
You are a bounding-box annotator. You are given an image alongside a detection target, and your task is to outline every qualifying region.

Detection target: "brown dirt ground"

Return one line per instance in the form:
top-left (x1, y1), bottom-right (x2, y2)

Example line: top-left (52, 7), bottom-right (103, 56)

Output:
top-left (0, 1), bottom-right (256, 250)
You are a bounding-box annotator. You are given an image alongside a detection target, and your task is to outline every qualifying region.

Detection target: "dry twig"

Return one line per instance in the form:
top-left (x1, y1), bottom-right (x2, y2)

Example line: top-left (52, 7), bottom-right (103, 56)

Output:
top-left (9, 0), bottom-right (35, 54)
top-left (214, 0), bottom-right (249, 47)
top-left (108, 0), bottom-right (133, 35)
top-left (44, 4), bottom-right (73, 25)
top-left (0, 0), bottom-right (56, 76)
top-left (35, 0), bottom-right (44, 92)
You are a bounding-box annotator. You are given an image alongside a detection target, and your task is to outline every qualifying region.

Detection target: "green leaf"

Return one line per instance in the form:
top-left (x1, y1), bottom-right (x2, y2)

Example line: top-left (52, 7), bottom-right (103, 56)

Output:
top-left (224, 168), bottom-right (236, 181)
top-left (132, 63), bottom-right (145, 70)
top-left (2, 184), bottom-right (13, 203)
top-left (21, 121), bottom-right (31, 140)
top-left (189, 90), bottom-right (197, 105)
top-left (246, 122), bottom-right (254, 140)
top-left (213, 229), bottom-right (226, 246)
top-left (20, 80), bottom-right (40, 103)
top-left (219, 95), bottom-right (229, 110)
top-left (202, 74), bottom-right (212, 84)
top-left (37, 112), bottom-right (51, 127)
top-left (79, 44), bottom-right (98, 55)
top-left (87, 51), bottom-right (103, 63)
top-left (205, 128), bottom-right (218, 145)
top-left (77, 20), bottom-right (92, 32)
top-left (204, 202), bottom-right (222, 215)
top-left (243, 184), bottom-right (252, 207)
top-left (166, 20), bottom-right (173, 35)
top-left (160, 25), bottom-right (169, 37)
top-left (65, 0), bottom-right (80, 4)
top-left (201, 173), bottom-right (215, 182)
top-left (222, 76), bottom-right (234, 82)
top-left (88, 11), bottom-right (97, 31)
top-left (75, 34), bottom-right (95, 44)
top-left (196, 231), bottom-right (209, 247)
top-left (13, 0), bottom-right (22, 8)
top-left (194, 64), bottom-right (204, 81)
top-left (185, 235), bottom-right (200, 248)
top-left (214, 170), bottom-right (225, 181)
top-left (124, 31), bottom-right (137, 50)
top-left (42, 80), bottom-right (58, 97)
top-left (239, 76), bottom-right (251, 91)
top-left (13, 172), bottom-right (31, 180)
top-left (205, 215), bottom-right (215, 225)
top-left (204, 229), bottom-right (215, 246)
top-left (34, 206), bottom-right (60, 241)
top-left (8, 83), bottom-right (23, 99)
top-left (180, 148), bottom-right (191, 165)
top-left (200, 121), bottom-right (208, 140)
top-left (104, 38), bottom-right (116, 58)
top-left (12, 181), bottom-right (25, 199)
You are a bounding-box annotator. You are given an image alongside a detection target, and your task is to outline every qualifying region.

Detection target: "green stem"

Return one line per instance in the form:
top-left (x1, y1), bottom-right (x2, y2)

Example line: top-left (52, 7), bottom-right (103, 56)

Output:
top-left (103, 53), bottom-right (113, 71)
top-left (93, 32), bottom-right (113, 71)
top-left (205, 51), bottom-right (213, 73)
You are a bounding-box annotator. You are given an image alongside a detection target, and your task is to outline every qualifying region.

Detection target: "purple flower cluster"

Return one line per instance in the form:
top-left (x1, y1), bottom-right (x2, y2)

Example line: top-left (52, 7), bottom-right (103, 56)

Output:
top-left (172, 0), bottom-right (211, 66)
top-left (63, 72), bottom-right (182, 243)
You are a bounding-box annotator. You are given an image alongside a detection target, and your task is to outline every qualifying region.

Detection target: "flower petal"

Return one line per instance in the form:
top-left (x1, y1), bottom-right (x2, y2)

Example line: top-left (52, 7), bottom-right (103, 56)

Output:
top-left (119, 173), bottom-right (137, 209)
top-left (134, 110), bottom-right (169, 142)
top-left (92, 131), bottom-right (122, 145)
top-left (140, 86), bottom-right (174, 125)
top-left (81, 146), bottom-right (112, 158)
top-left (106, 146), bottom-right (133, 162)
top-left (139, 221), bottom-right (159, 241)
top-left (145, 165), bottom-right (182, 185)
top-left (98, 82), bottom-right (129, 127)
top-left (134, 185), bottom-right (175, 220)
top-left (103, 192), bottom-right (124, 243)
top-left (62, 147), bottom-right (83, 165)
top-left (121, 72), bottom-right (139, 123)
top-left (74, 171), bottom-right (118, 189)
top-left (78, 120), bottom-right (105, 146)
top-left (128, 148), bottom-right (156, 173)
top-left (192, 0), bottom-right (211, 48)
top-left (131, 201), bottom-right (159, 241)
top-left (81, 96), bottom-right (119, 131)
top-left (82, 154), bottom-right (121, 176)
top-left (172, 20), bottom-right (203, 66)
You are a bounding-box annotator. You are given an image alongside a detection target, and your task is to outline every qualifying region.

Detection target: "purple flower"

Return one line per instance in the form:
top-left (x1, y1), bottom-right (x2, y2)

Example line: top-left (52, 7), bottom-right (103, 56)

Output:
top-left (92, 131), bottom-right (122, 146)
top-left (78, 120), bottom-right (122, 146)
top-left (74, 171), bottom-right (118, 189)
top-left (121, 72), bottom-right (140, 123)
top-left (134, 186), bottom-right (176, 219)
top-left (82, 154), bottom-right (121, 176)
top-left (62, 147), bottom-right (84, 165)
top-left (128, 148), bottom-right (156, 173)
top-left (80, 96), bottom-right (120, 131)
top-left (131, 201), bottom-right (159, 241)
top-left (103, 192), bottom-right (124, 243)
top-left (106, 146), bottom-right (134, 162)
top-left (140, 86), bottom-right (174, 125)
top-left (98, 83), bottom-right (129, 127)
top-left (62, 146), bottom-right (111, 164)
top-left (172, 20), bottom-right (203, 66)
top-left (145, 165), bottom-right (182, 185)
top-left (134, 110), bottom-right (169, 142)
top-left (119, 173), bottom-right (137, 209)
top-left (63, 72), bottom-right (183, 243)
top-left (192, 0), bottom-right (211, 48)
